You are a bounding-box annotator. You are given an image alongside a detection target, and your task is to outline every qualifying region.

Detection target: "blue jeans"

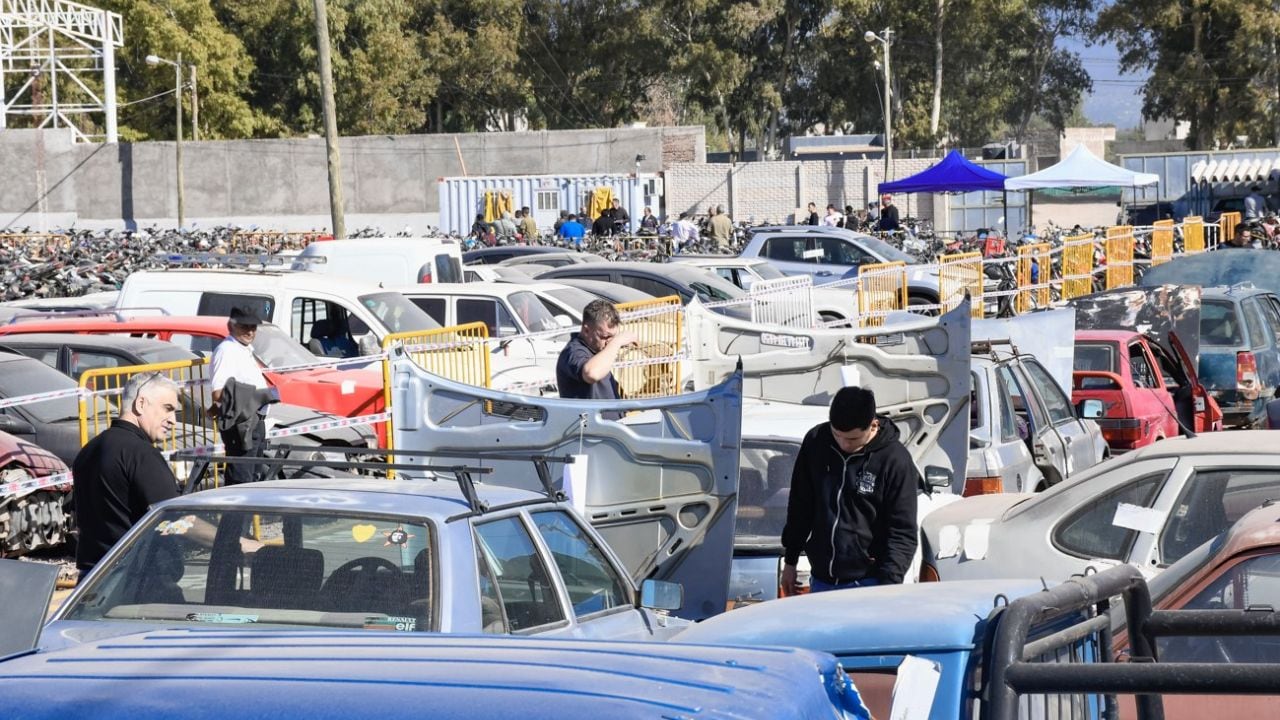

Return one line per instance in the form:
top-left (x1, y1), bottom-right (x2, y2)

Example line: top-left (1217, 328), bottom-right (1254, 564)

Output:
top-left (810, 576), bottom-right (881, 593)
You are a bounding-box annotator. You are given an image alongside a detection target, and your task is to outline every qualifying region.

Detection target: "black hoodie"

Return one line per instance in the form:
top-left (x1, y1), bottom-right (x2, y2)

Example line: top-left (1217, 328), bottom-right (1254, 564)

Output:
top-left (781, 415), bottom-right (920, 584)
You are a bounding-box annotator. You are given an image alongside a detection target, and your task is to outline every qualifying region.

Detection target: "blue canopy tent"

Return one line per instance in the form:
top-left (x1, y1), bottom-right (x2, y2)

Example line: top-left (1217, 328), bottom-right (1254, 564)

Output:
top-left (878, 149), bottom-right (1011, 235)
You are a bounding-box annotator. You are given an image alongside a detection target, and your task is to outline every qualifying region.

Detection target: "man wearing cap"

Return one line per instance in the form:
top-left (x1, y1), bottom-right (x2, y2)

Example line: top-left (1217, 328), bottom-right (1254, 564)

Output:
top-left (211, 306), bottom-right (271, 484)
top-left (780, 386), bottom-right (920, 593)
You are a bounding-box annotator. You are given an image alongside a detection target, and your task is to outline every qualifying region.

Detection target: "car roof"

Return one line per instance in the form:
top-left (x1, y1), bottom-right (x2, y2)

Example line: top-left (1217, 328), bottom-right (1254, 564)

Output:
top-left (1, 630), bottom-right (839, 719)
top-left (1220, 500), bottom-right (1280, 559)
top-left (678, 579), bottom-right (1048, 653)
top-left (128, 269), bottom-right (389, 293)
top-left (464, 245), bottom-right (560, 260)
top-left (166, 476), bottom-right (550, 519)
top-left (1075, 330), bottom-right (1139, 342)
top-left (1202, 284), bottom-right (1271, 300)
top-left (390, 282), bottom-right (539, 299)
top-left (1126, 429), bottom-right (1280, 458)
top-left (0, 333), bottom-right (195, 355)
top-left (0, 315), bottom-right (228, 334)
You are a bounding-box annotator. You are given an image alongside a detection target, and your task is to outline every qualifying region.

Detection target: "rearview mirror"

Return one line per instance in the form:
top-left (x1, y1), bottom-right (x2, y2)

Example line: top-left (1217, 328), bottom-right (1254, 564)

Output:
top-left (640, 579), bottom-right (683, 611)
top-left (924, 465), bottom-right (953, 489)
top-left (1077, 399), bottom-right (1104, 419)
top-left (0, 414), bottom-right (35, 436)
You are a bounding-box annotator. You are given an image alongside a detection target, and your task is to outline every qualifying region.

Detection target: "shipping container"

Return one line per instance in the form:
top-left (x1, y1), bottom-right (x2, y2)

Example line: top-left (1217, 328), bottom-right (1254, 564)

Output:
top-left (1121, 148), bottom-right (1280, 217)
top-left (437, 173), bottom-right (662, 238)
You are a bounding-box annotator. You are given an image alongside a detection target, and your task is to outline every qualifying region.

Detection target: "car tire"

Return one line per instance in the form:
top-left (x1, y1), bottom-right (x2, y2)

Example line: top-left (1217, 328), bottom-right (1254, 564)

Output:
top-left (908, 293), bottom-right (939, 316)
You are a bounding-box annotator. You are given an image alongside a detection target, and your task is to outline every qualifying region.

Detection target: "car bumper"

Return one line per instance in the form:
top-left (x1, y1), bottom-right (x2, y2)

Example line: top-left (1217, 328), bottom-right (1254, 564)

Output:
top-left (1207, 390), bottom-right (1262, 427)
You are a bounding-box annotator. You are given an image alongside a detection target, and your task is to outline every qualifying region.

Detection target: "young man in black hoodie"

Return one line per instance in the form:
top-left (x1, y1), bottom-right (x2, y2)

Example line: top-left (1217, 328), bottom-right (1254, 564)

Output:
top-left (781, 386), bottom-right (920, 592)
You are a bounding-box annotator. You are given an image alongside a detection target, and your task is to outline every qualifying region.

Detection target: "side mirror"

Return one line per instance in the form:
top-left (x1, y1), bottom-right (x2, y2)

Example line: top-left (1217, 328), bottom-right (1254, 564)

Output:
top-left (0, 413), bottom-right (35, 435)
top-left (554, 314), bottom-right (574, 329)
top-left (923, 465), bottom-right (953, 490)
top-left (357, 334), bottom-right (380, 357)
top-left (497, 325), bottom-right (520, 338)
top-left (348, 316), bottom-right (370, 336)
top-left (1077, 399), bottom-right (1104, 419)
top-left (639, 579), bottom-right (683, 611)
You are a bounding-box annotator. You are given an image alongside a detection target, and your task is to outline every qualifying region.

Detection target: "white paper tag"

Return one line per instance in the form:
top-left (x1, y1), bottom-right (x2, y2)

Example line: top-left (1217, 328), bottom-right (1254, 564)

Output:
top-left (890, 655), bottom-right (942, 720)
top-left (562, 454), bottom-right (590, 515)
top-left (840, 364), bottom-right (862, 388)
top-left (802, 248), bottom-right (824, 260)
top-left (340, 380), bottom-right (356, 395)
top-left (962, 519), bottom-right (993, 560)
top-left (1112, 503), bottom-right (1165, 534)
top-left (935, 524), bottom-right (962, 559)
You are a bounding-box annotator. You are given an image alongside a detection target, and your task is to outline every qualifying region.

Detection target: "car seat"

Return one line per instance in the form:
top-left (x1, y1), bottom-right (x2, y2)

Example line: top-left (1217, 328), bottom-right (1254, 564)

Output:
top-left (307, 319), bottom-right (335, 357)
top-left (136, 539), bottom-right (186, 605)
top-left (250, 545), bottom-right (324, 610)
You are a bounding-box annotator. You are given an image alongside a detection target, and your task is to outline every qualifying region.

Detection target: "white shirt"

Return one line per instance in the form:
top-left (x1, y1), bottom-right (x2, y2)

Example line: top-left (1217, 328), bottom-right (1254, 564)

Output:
top-left (821, 213), bottom-right (845, 227)
top-left (211, 336), bottom-right (268, 394)
top-left (671, 219), bottom-right (699, 245)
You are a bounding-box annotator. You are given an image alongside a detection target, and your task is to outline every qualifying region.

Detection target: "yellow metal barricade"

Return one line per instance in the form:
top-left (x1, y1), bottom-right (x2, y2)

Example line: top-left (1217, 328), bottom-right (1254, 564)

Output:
top-left (1060, 234), bottom-right (1095, 301)
top-left (1219, 211), bottom-right (1241, 248)
top-left (858, 261), bottom-right (908, 327)
top-left (1151, 219), bottom-right (1175, 266)
top-left (0, 233), bottom-right (70, 260)
top-left (938, 252), bottom-right (983, 319)
top-left (614, 295), bottom-right (683, 399)
top-left (1182, 216), bottom-right (1205, 254)
top-left (79, 358), bottom-right (221, 483)
top-left (380, 322), bottom-right (491, 455)
top-left (1105, 225), bottom-right (1135, 290)
top-left (1015, 243), bottom-right (1052, 313)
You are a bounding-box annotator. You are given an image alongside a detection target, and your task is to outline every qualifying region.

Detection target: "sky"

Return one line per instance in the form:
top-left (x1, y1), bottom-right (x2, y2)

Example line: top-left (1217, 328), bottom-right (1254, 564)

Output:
top-left (1060, 36), bottom-right (1148, 129)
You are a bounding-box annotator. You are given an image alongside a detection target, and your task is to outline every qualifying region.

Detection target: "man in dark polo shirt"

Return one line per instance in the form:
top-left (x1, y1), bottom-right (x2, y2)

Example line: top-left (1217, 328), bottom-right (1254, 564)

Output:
top-left (73, 371), bottom-right (182, 575)
top-left (556, 299), bottom-right (636, 416)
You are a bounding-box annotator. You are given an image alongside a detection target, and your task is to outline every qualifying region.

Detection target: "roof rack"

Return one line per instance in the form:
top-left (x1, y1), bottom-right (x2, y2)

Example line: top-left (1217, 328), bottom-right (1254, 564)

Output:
top-left (156, 252), bottom-right (328, 271)
top-left (5, 307), bottom-right (171, 325)
top-left (971, 338), bottom-right (1020, 356)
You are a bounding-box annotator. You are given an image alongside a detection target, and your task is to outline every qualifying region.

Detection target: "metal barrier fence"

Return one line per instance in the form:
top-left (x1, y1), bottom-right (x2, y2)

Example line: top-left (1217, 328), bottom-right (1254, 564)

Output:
top-left (78, 358), bottom-right (221, 482)
top-left (1182, 216), bottom-right (1206, 253)
top-left (1151, 219), bottom-right (1174, 266)
top-left (0, 233), bottom-right (70, 260)
top-left (1059, 234), bottom-right (1095, 301)
top-left (857, 261), bottom-right (908, 327)
top-left (1015, 243), bottom-right (1051, 313)
top-left (1104, 225), bottom-right (1134, 290)
top-left (748, 275), bottom-right (816, 328)
top-left (1219, 211), bottom-right (1241, 246)
top-left (938, 252), bottom-right (983, 319)
top-left (615, 295), bottom-right (684, 398)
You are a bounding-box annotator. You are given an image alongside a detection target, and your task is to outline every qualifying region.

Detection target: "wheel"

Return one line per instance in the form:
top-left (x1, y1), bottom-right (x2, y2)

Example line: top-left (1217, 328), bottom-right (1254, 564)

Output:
top-left (908, 294), bottom-right (939, 316)
top-left (818, 311), bottom-right (848, 327)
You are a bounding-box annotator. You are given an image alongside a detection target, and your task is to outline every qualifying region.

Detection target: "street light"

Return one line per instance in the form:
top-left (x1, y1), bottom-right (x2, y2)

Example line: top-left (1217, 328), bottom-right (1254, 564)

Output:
top-left (865, 28), bottom-right (894, 182)
top-left (145, 52), bottom-right (184, 228)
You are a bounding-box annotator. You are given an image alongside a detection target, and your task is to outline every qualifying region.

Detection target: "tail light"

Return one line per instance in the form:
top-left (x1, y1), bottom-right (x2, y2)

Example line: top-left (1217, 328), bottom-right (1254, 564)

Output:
top-left (919, 563), bottom-right (940, 582)
top-left (1237, 351), bottom-right (1259, 392)
top-left (963, 476), bottom-right (1003, 497)
top-left (418, 268), bottom-right (433, 283)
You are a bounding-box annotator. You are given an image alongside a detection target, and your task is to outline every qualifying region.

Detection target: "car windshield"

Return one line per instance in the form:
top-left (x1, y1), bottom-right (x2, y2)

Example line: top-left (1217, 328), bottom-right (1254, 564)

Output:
top-left (681, 271), bottom-right (746, 302)
top-left (1074, 342), bottom-right (1117, 372)
top-left (0, 356), bottom-right (80, 423)
top-left (748, 261), bottom-right (787, 280)
top-left (1201, 300), bottom-right (1243, 346)
top-left (508, 291), bottom-right (561, 332)
top-left (859, 235), bottom-right (918, 264)
top-left (546, 287), bottom-right (598, 315)
top-left (735, 440), bottom-right (799, 547)
top-left (138, 345), bottom-right (199, 365)
top-left (64, 507), bottom-right (437, 632)
top-left (250, 323), bottom-right (317, 368)
top-left (359, 292), bottom-right (441, 334)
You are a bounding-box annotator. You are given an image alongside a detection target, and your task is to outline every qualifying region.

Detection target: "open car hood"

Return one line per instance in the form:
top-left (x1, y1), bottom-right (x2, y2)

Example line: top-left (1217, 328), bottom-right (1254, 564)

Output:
top-left (1067, 285), bottom-right (1202, 368)
top-left (683, 298), bottom-right (970, 493)
top-left (389, 353), bottom-right (743, 621)
top-left (974, 308), bottom-right (1077, 394)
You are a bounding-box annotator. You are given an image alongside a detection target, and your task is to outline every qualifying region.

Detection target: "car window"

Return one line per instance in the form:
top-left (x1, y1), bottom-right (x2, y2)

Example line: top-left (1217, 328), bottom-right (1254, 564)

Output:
top-left (167, 333), bottom-right (220, 358)
top-left (1074, 342), bottom-right (1116, 373)
top-left (435, 256), bottom-right (463, 284)
top-left (64, 509), bottom-right (436, 632)
top-left (291, 297), bottom-right (330, 346)
top-left (997, 364), bottom-right (1037, 438)
top-left (7, 345), bottom-right (60, 369)
top-left (359, 292), bottom-right (440, 334)
top-left (749, 261), bottom-right (787, 280)
top-left (475, 544), bottom-right (509, 633)
top-left (1054, 473), bottom-right (1166, 560)
top-left (1159, 469), bottom-right (1280, 566)
top-left (473, 516), bottom-right (566, 632)
top-left (1265, 297), bottom-right (1280, 339)
top-left (545, 287), bottom-right (597, 315)
top-left (508, 291), bottom-right (560, 333)
top-left (688, 279), bottom-right (742, 302)
top-left (1149, 342), bottom-right (1186, 389)
top-left (458, 298), bottom-right (519, 337)
top-left (530, 510), bottom-right (630, 618)
top-left (1242, 298), bottom-right (1271, 349)
top-left (619, 275), bottom-right (682, 300)
top-left (1159, 553), bottom-right (1280, 663)
top-left (736, 440), bottom-right (799, 544)
top-left (991, 370), bottom-right (1021, 443)
top-left (0, 357), bottom-right (80, 423)
top-left (408, 297), bottom-right (447, 325)
top-left (197, 292), bottom-right (275, 322)
top-left (763, 237), bottom-right (807, 262)
top-left (1128, 344), bottom-right (1158, 389)
top-left (1201, 300), bottom-right (1243, 346)
top-left (249, 324), bottom-right (316, 368)
top-left (1021, 359), bottom-right (1075, 425)
top-left (818, 237), bottom-right (874, 266)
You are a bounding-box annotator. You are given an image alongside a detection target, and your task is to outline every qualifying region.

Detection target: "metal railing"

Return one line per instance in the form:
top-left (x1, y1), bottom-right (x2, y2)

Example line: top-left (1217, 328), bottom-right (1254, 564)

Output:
top-left (615, 295), bottom-right (684, 398)
top-left (857, 261), bottom-right (908, 327)
top-left (1105, 225), bottom-right (1135, 290)
top-left (1150, 219), bottom-right (1175, 266)
top-left (939, 252), bottom-right (984, 319)
top-left (1015, 243), bottom-right (1051, 313)
top-left (1182, 216), bottom-right (1206, 253)
top-left (1059, 234), bottom-right (1095, 301)
top-left (748, 275), bottom-right (817, 328)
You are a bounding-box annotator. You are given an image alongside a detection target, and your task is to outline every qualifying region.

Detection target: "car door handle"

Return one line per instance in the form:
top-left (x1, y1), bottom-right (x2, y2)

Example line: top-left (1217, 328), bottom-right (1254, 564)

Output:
top-left (816, 271), bottom-right (833, 277)
top-left (1065, 436), bottom-right (1074, 445)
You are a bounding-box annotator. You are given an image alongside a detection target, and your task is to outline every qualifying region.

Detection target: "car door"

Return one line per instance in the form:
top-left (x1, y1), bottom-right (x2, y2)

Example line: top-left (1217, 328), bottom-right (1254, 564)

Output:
top-left (1019, 358), bottom-right (1099, 480)
top-left (472, 513), bottom-right (572, 636)
top-left (1001, 360), bottom-right (1066, 483)
top-left (390, 357), bottom-right (742, 621)
top-left (814, 236), bottom-right (876, 281)
top-left (758, 235), bottom-right (813, 277)
top-left (1126, 339), bottom-right (1178, 440)
top-left (1154, 335), bottom-right (1216, 433)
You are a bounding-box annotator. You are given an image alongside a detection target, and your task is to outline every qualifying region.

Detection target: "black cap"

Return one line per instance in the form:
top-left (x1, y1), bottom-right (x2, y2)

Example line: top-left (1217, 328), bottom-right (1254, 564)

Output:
top-left (229, 305), bottom-right (263, 326)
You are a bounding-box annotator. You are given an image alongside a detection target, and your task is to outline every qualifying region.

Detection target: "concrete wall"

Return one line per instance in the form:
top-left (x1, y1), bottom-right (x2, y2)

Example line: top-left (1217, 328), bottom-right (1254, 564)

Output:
top-left (0, 126), bottom-right (705, 232)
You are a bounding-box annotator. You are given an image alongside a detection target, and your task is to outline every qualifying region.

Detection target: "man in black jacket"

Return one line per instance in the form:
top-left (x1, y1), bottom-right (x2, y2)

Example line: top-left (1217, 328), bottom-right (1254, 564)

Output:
top-left (781, 386), bottom-right (919, 592)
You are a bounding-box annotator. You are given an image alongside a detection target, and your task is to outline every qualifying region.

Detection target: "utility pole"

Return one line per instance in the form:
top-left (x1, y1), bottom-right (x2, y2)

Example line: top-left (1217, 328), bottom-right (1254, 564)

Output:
top-left (190, 63), bottom-right (198, 141)
top-left (312, 0), bottom-right (345, 240)
top-left (865, 29), bottom-right (895, 181)
top-left (176, 52), bottom-right (184, 228)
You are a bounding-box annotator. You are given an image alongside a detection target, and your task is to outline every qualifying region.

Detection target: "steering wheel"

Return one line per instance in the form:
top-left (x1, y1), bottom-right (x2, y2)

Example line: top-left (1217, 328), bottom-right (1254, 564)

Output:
top-left (320, 556), bottom-right (402, 611)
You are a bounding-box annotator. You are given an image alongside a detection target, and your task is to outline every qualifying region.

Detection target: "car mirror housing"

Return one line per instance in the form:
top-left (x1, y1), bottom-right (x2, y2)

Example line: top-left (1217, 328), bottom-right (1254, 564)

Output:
top-left (1077, 399), bottom-right (1104, 419)
top-left (924, 465), bottom-right (952, 489)
top-left (553, 314), bottom-right (574, 329)
top-left (640, 579), bottom-right (683, 611)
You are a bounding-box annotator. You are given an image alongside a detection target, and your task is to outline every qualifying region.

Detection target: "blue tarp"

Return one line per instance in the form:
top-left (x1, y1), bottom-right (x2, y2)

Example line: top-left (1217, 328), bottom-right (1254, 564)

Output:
top-left (878, 149), bottom-right (1008, 194)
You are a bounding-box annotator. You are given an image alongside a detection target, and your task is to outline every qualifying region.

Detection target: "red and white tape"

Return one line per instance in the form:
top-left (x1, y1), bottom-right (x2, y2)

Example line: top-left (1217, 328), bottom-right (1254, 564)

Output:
top-left (0, 471), bottom-right (73, 499)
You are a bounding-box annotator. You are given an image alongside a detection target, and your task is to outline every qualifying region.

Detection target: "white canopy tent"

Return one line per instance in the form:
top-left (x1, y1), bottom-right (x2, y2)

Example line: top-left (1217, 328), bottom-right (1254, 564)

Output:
top-left (1005, 145), bottom-right (1159, 190)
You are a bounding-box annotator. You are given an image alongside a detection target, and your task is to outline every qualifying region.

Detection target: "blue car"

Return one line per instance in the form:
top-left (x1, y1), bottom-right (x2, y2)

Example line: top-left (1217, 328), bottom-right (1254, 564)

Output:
top-left (1196, 285), bottom-right (1280, 427)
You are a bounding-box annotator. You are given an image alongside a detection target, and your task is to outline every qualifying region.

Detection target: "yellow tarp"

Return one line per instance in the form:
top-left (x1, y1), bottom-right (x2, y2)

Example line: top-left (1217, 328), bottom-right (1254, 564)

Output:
top-left (483, 190), bottom-right (514, 223)
top-left (587, 187), bottom-right (615, 220)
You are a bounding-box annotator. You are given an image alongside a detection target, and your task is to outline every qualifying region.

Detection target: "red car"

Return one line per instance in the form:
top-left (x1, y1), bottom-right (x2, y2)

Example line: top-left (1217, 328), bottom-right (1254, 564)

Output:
top-left (0, 315), bottom-right (386, 443)
top-left (1072, 329), bottom-right (1222, 451)
top-left (0, 428), bottom-right (70, 557)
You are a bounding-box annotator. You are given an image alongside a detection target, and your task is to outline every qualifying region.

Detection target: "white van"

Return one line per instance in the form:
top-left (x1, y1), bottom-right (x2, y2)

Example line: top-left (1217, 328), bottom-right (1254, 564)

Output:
top-left (118, 269), bottom-right (440, 358)
top-left (292, 237), bottom-right (464, 285)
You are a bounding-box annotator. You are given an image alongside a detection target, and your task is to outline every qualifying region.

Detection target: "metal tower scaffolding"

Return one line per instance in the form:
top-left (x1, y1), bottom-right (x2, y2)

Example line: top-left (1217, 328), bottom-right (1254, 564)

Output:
top-left (0, 0), bottom-right (123, 142)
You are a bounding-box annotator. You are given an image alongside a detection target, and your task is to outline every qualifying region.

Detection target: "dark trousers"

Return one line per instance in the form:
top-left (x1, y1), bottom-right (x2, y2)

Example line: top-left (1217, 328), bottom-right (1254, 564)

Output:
top-left (223, 419), bottom-right (266, 485)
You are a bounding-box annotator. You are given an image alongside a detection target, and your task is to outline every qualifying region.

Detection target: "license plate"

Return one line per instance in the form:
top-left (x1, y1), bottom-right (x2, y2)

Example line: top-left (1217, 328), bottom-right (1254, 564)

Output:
top-left (1194, 397), bottom-right (1205, 413)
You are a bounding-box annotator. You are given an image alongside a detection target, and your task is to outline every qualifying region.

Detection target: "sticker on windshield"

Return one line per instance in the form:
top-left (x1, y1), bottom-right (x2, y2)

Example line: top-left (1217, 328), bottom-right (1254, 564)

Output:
top-left (364, 615), bottom-right (417, 632)
top-left (351, 524), bottom-right (377, 543)
top-left (383, 526), bottom-right (414, 546)
top-left (156, 515), bottom-right (196, 536)
top-left (187, 612), bottom-right (259, 624)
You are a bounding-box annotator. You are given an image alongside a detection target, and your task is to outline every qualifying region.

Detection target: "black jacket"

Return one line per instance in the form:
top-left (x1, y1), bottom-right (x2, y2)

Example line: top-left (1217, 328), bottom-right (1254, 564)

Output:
top-left (781, 416), bottom-right (920, 584)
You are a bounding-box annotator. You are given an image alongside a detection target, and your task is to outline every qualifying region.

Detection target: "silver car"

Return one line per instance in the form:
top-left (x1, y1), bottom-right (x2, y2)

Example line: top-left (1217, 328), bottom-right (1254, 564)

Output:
top-left (922, 431), bottom-right (1280, 583)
